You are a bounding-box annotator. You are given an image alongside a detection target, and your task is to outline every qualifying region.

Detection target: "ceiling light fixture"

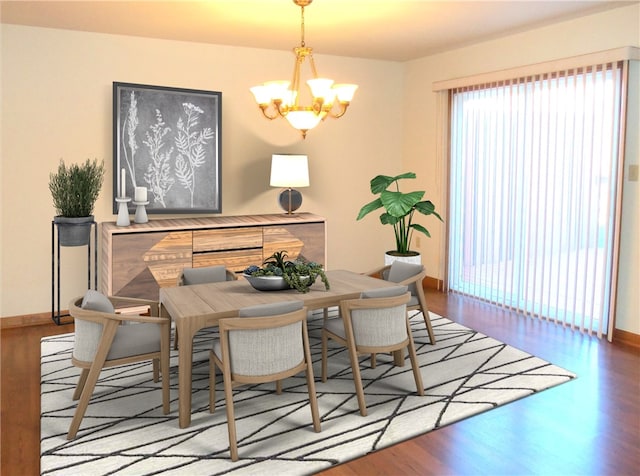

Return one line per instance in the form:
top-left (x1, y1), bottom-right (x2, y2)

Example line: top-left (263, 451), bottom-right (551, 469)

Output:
top-left (250, 0), bottom-right (358, 139)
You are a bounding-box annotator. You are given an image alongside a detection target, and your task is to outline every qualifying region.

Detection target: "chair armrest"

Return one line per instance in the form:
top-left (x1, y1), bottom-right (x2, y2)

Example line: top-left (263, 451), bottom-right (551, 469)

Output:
top-left (77, 310), bottom-right (169, 326)
top-left (362, 264), bottom-right (391, 278)
top-left (108, 296), bottom-right (159, 316)
top-left (115, 314), bottom-right (170, 326)
top-left (69, 296), bottom-right (167, 326)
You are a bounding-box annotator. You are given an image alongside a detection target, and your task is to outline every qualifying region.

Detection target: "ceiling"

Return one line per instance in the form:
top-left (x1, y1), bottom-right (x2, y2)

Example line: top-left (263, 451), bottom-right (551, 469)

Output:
top-left (1, 1), bottom-right (637, 62)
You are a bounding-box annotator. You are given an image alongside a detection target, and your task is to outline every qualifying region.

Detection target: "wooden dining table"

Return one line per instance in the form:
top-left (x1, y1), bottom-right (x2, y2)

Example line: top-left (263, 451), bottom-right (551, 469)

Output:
top-left (159, 269), bottom-right (399, 428)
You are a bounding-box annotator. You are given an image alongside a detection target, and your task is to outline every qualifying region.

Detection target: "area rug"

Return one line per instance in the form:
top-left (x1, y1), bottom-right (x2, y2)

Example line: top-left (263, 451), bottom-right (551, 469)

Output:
top-left (41, 310), bottom-right (576, 475)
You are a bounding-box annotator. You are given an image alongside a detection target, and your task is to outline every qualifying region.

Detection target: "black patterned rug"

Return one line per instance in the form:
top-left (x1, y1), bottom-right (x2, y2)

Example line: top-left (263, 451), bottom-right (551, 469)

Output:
top-left (41, 310), bottom-right (576, 475)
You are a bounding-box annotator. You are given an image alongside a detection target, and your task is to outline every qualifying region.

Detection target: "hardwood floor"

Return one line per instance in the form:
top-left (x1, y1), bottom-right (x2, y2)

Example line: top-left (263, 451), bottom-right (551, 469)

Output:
top-left (2, 291), bottom-right (638, 475)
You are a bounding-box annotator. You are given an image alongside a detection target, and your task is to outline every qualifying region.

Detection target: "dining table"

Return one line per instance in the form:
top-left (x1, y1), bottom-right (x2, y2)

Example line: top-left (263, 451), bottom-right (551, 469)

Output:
top-left (159, 268), bottom-right (400, 428)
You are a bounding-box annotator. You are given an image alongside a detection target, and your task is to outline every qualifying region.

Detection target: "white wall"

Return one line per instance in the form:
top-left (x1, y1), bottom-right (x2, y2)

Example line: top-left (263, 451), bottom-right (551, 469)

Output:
top-left (1, 25), bottom-right (405, 316)
top-left (2, 4), bottom-right (639, 336)
top-left (403, 4), bottom-right (640, 333)
top-left (617, 60), bottom-right (640, 335)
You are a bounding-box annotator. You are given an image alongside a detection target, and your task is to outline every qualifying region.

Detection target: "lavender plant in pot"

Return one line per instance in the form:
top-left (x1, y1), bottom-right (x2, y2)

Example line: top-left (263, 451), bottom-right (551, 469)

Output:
top-left (49, 159), bottom-right (105, 246)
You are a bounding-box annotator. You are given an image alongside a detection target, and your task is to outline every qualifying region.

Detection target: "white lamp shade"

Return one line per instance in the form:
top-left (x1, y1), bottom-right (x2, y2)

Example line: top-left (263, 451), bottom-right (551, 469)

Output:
top-left (333, 84), bottom-right (359, 102)
top-left (270, 154), bottom-right (310, 187)
top-left (249, 85), bottom-right (271, 105)
top-left (307, 78), bottom-right (335, 99)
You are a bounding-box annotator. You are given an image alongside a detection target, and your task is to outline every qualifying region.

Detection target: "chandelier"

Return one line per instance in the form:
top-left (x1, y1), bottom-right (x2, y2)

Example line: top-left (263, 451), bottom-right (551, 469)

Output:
top-left (250, 0), bottom-right (358, 139)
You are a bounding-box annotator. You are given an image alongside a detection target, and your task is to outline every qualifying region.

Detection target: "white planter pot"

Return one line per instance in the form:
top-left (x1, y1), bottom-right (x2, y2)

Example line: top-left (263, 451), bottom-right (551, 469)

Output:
top-left (384, 251), bottom-right (421, 266)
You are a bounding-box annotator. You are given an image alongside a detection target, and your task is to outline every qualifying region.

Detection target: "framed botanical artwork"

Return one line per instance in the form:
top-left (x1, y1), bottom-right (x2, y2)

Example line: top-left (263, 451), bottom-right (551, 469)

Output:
top-left (113, 82), bottom-right (222, 214)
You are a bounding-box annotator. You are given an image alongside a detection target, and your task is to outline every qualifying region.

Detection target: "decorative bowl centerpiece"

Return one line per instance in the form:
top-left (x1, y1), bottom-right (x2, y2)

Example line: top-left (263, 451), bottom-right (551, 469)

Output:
top-left (243, 250), bottom-right (330, 293)
top-left (243, 274), bottom-right (291, 291)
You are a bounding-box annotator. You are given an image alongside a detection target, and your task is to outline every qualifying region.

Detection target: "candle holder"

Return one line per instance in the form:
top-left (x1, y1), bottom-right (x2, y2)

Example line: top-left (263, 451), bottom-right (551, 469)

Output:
top-left (133, 200), bottom-right (149, 224)
top-left (115, 197), bottom-right (131, 227)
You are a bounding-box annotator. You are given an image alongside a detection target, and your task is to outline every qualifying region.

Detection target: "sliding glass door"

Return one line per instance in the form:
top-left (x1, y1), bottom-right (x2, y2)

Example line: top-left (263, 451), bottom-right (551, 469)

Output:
top-left (447, 62), bottom-right (626, 337)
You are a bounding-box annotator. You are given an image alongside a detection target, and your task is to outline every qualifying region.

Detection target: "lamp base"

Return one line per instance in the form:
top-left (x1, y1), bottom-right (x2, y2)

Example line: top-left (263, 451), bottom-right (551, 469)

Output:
top-left (278, 188), bottom-right (303, 214)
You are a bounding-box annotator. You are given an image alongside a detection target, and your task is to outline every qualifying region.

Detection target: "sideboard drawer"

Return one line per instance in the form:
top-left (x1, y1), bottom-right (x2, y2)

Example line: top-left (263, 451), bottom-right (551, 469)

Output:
top-left (193, 249), bottom-right (263, 273)
top-left (193, 228), bottom-right (262, 252)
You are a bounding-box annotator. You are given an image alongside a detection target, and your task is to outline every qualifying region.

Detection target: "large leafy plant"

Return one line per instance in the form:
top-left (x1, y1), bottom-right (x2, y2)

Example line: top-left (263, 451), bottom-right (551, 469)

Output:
top-left (243, 250), bottom-right (330, 293)
top-left (357, 172), bottom-right (442, 255)
top-left (49, 159), bottom-right (105, 217)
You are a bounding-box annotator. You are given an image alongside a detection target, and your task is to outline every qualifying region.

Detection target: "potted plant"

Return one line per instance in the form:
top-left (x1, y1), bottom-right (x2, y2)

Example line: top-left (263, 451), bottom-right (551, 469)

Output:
top-left (49, 158), bottom-right (105, 246)
top-left (243, 250), bottom-right (330, 293)
top-left (356, 172), bottom-right (442, 262)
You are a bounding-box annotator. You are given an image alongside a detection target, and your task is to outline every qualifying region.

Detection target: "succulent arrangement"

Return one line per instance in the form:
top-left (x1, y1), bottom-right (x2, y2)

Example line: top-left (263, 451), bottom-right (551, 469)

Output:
top-left (243, 250), bottom-right (330, 293)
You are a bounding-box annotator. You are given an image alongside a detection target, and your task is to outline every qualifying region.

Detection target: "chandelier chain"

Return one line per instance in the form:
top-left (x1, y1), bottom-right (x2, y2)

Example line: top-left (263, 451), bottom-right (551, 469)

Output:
top-left (300, 4), bottom-right (306, 47)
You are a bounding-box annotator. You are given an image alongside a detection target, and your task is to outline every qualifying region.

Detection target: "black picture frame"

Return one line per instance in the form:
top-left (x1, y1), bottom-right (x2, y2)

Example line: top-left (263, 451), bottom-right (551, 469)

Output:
top-left (113, 82), bottom-right (222, 214)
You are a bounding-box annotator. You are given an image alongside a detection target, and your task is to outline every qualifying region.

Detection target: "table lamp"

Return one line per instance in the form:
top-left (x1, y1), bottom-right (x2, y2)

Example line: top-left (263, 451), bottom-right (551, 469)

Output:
top-left (270, 154), bottom-right (310, 214)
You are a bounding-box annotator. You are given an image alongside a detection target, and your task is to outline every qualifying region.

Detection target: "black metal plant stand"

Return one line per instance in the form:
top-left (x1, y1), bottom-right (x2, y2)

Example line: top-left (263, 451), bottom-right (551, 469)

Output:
top-left (51, 220), bottom-right (98, 325)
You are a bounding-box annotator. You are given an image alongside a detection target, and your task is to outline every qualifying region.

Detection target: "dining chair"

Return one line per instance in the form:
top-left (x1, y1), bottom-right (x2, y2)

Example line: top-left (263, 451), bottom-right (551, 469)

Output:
top-left (365, 261), bottom-right (436, 345)
top-left (174, 265), bottom-right (237, 349)
top-left (178, 265), bottom-right (237, 286)
top-left (321, 285), bottom-right (424, 417)
top-left (67, 290), bottom-right (170, 439)
top-left (209, 300), bottom-right (321, 461)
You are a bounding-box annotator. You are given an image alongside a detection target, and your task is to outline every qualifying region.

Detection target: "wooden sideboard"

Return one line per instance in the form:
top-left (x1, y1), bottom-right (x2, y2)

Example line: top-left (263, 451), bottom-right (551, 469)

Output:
top-left (101, 213), bottom-right (326, 301)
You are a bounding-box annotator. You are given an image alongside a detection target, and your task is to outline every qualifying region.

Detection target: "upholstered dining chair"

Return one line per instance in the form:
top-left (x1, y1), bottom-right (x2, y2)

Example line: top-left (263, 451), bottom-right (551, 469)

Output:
top-left (365, 261), bottom-right (436, 345)
top-left (177, 265), bottom-right (237, 286)
top-left (209, 300), bottom-right (321, 461)
top-left (67, 290), bottom-right (170, 439)
top-left (321, 285), bottom-right (424, 417)
top-left (174, 265), bottom-right (237, 349)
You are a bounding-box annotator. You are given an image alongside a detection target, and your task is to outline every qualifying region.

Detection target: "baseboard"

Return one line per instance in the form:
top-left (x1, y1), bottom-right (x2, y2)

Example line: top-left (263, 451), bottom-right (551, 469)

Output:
top-left (424, 276), bottom-right (444, 291)
top-left (0, 311), bottom-right (73, 329)
top-left (612, 327), bottom-right (640, 348)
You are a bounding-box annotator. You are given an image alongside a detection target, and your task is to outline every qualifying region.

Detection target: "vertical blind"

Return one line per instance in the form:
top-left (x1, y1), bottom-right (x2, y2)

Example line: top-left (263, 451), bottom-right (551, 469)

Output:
top-left (447, 61), bottom-right (627, 338)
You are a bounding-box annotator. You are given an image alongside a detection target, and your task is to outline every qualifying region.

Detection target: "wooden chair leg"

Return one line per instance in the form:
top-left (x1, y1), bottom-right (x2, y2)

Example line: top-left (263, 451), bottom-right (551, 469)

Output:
top-left (209, 352), bottom-right (216, 413)
top-left (406, 322), bottom-right (424, 396)
top-left (346, 340), bottom-right (367, 417)
top-left (302, 322), bottom-right (321, 433)
top-left (393, 348), bottom-right (405, 366)
top-left (276, 380), bottom-right (283, 394)
top-left (370, 353), bottom-right (377, 369)
top-left (321, 330), bottom-right (328, 382)
top-left (305, 362), bottom-right (321, 432)
top-left (420, 305), bottom-right (436, 345)
top-left (160, 324), bottom-right (170, 414)
top-left (72, 369), bottom-right (89, 401)
top-left (222, 370), bottom-right (239, 461)
top-left (152, 359), bottom-right (159, 382)
top-left (424, 316), bottom-right (436, 345)
top-left (68, 322), bottom-right (118, 440)
top-left (68, 363), bottom-right (104, 439)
